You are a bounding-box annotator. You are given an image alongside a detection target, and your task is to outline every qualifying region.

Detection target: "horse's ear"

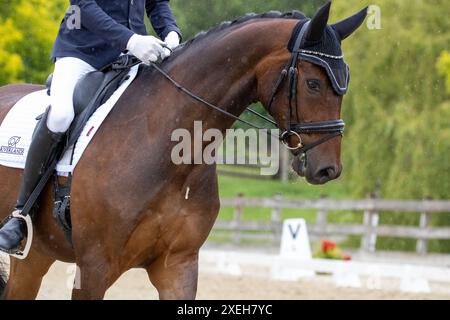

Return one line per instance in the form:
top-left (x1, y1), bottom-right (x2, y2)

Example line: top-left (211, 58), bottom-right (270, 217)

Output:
top-left (331, 7), bottom-right (368, 41)
top-left (305, 1), bottom-right (331, 42)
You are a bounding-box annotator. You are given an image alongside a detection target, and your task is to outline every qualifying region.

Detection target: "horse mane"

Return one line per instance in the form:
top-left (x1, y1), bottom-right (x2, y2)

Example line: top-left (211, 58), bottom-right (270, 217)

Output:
top-left (139, 10), bottom-right (306, 77)
top-left (145, 10), bottom-right (306, 69)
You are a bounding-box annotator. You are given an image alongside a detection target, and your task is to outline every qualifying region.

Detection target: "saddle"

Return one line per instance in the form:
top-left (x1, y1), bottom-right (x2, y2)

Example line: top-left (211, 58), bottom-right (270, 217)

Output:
top-left (43, 55), bottom-right (141, 244)
top-left (46, 55), bottom-right (140, 148)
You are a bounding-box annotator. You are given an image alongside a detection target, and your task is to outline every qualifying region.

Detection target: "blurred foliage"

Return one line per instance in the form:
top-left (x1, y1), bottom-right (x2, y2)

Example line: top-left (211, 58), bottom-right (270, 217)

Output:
top-left (0, 0), bottom-right (66, 84)
top-left (329, 0), bottom-right (450, 201)
top-left (0, 18), bottom-right (23, 84)
top-left (437, 51), bottom-right (450, 93)
top-left (330, 0), bottom-right (450, 252)
top-left (170, 0), bottom-right (321, 39)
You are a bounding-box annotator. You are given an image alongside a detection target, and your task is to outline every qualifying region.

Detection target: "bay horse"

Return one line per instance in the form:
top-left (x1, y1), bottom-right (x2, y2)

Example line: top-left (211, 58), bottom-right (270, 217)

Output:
top-left (0, 3), bottom-right (366, 299)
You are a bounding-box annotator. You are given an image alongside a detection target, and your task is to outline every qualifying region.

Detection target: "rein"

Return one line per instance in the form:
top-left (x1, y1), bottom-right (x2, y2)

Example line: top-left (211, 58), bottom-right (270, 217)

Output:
top-left (150, 63), bottom-right (277, 134)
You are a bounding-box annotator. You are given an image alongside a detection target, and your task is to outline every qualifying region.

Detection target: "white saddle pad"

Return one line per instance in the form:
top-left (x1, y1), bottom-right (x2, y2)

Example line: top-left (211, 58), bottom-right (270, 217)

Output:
top-left (0, 64), bottom-right (140, 175)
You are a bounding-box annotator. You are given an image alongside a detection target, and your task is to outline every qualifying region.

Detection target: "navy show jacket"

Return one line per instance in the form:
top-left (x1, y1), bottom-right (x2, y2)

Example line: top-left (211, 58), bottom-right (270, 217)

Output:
top-left (51, 0), bottom-right (181, 69)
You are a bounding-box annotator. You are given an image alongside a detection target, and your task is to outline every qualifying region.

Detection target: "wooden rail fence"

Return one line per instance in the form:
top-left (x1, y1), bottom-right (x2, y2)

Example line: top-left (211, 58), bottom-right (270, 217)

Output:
top-left (212, 194), bottom-right (450, 254)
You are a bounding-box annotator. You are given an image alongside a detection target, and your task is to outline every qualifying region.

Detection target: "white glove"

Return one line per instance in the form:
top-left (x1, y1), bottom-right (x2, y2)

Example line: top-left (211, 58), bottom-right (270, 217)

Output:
top-left (127, 34), bottom-right (166, 64)
top-left (163, 31), bottom-right (180, 56)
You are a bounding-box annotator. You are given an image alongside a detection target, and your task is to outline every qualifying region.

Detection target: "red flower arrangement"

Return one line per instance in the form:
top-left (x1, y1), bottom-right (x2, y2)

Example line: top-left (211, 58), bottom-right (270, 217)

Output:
top-left (315, 240), bottom-right (352, 260)
top-left (322, 240), bottom-right (336, 253)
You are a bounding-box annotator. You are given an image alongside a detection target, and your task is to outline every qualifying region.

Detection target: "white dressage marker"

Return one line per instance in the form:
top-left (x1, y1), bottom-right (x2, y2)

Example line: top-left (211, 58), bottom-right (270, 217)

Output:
top-left (280, 219), bottom-right (312, 259)
top-left (273, 219), bottom-right (314, 280)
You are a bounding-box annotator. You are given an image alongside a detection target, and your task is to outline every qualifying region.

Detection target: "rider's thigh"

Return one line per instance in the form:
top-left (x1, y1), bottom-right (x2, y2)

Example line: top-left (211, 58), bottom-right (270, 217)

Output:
top-left (48, 57), bottom-right (97, 133)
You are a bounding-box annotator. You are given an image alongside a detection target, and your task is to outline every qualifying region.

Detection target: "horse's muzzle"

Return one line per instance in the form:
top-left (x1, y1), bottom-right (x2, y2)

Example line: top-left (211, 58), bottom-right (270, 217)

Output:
top-left (306, 164), bottom-right (342, 185)
top-left (292, 153), bottom-right (342, 184)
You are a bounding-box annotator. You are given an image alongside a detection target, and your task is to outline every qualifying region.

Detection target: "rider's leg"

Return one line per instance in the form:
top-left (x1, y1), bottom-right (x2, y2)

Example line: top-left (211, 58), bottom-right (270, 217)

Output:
top-left (0, 57), bottom-right (96, 254)
top-left (47, 58), bottom-right (97, 133)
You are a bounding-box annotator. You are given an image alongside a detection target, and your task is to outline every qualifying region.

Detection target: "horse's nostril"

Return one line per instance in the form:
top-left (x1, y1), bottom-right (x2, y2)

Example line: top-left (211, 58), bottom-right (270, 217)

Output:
top-left (326, 167), bottom-right (335, 178)
top-left (306, 165), bottom-right (341, 185)
top-left (320, 168), bottom-right (330, 178)
top-left (316, 166), bottom-right (337, 181)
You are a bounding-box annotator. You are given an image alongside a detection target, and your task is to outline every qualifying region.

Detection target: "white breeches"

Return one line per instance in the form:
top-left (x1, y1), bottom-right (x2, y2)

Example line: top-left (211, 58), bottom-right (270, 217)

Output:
top-left (48, 57), bottom-right (97, 133)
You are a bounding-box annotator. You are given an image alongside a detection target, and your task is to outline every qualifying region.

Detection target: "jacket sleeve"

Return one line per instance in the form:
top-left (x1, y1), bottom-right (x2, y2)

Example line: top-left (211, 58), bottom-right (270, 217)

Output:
top-left (146, 0), bottom-right (182, 40)
top-left (70, 0), bottom-right (135, 51)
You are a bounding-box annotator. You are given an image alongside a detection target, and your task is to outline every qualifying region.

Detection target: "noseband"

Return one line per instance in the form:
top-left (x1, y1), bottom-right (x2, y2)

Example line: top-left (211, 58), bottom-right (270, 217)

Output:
top-left (267, 21), bottom-right (345, 153)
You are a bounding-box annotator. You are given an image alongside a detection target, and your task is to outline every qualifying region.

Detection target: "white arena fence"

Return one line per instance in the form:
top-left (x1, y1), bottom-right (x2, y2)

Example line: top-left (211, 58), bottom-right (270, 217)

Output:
top-left (214, 195), bottom-right (450, 254)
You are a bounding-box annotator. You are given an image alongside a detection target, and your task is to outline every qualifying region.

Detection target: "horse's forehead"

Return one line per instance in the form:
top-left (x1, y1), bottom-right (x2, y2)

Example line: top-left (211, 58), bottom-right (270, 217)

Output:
top-left (288, 21), bottom-right (350, 96)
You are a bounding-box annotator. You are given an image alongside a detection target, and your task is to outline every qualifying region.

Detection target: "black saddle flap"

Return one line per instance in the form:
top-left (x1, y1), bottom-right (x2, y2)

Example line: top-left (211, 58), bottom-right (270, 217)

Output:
top-left (65, 55), bottom-right (140, 150)
top-left (73, 71), bottom-right (105, 115)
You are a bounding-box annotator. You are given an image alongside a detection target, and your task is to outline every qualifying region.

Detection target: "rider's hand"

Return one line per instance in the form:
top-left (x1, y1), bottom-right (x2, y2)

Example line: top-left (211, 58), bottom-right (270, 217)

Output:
top-left (163, 31), bottom-right (180, 56)
top-left (127, 34), bottom-right (166, 64)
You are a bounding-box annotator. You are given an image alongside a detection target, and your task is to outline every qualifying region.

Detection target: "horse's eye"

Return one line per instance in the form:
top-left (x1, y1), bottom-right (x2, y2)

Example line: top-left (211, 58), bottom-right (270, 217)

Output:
top-left (306, 79), bottom-right (321, 92)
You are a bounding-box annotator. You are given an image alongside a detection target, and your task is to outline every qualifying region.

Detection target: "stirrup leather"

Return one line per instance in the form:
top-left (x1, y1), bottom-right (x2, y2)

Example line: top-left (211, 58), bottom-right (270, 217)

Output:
top-left (8, 210), bottom-right (33, 260)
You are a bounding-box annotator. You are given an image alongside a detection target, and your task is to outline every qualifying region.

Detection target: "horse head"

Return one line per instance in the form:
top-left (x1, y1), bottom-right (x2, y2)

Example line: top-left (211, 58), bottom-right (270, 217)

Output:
top-left (256, 2), bottom-right (367, 184)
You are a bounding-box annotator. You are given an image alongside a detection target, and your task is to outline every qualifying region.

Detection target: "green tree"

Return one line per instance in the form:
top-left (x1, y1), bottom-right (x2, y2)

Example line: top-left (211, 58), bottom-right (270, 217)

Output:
top-left (0, 1), bottom-right (15, 19)
top-left (171, 0), bottom-right (323, 39)
top-left (0, 18), bottom-right (24, 84)
top-left (331, 0), bottom-right (450, 252)
top-left (437, 51), bottom-right (450, 93)
top-left (330, 0), bottom-right (450, 199)
top-left (0, 0), bottom-right (66, 85)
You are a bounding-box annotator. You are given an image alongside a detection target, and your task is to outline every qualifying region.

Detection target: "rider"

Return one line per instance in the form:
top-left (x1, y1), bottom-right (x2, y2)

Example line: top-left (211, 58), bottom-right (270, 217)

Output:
top-left (0, 0), bottom-right (182, 254)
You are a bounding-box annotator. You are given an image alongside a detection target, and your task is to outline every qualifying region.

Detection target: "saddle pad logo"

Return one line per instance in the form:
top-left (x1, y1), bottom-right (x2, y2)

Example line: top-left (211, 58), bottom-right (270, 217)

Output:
top-left (0, 136), bottom-right (25, 155)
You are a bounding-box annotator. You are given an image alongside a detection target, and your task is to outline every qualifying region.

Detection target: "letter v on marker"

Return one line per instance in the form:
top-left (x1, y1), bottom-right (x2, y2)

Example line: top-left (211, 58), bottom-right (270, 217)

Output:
top-left (288, 223), bottom-right (301, 239)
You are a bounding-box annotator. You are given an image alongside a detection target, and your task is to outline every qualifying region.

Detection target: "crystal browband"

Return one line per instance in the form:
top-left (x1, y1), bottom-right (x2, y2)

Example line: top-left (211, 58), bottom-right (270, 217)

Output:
top-left (298, 49), bottom-right (344, 60)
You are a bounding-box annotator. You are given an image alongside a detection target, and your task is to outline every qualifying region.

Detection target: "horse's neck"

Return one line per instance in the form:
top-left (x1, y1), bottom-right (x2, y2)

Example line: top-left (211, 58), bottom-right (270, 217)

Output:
top-left (163, 20), bottom-right (290, 132)
top-left (98, 20), bottom-right (292, 200)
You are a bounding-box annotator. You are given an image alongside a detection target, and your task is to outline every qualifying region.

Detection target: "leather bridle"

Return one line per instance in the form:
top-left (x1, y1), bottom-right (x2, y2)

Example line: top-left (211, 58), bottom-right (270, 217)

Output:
top-left (149, 21), bottom-right (345, 155)
top-left (266, 21), bottom-right (345, 153)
